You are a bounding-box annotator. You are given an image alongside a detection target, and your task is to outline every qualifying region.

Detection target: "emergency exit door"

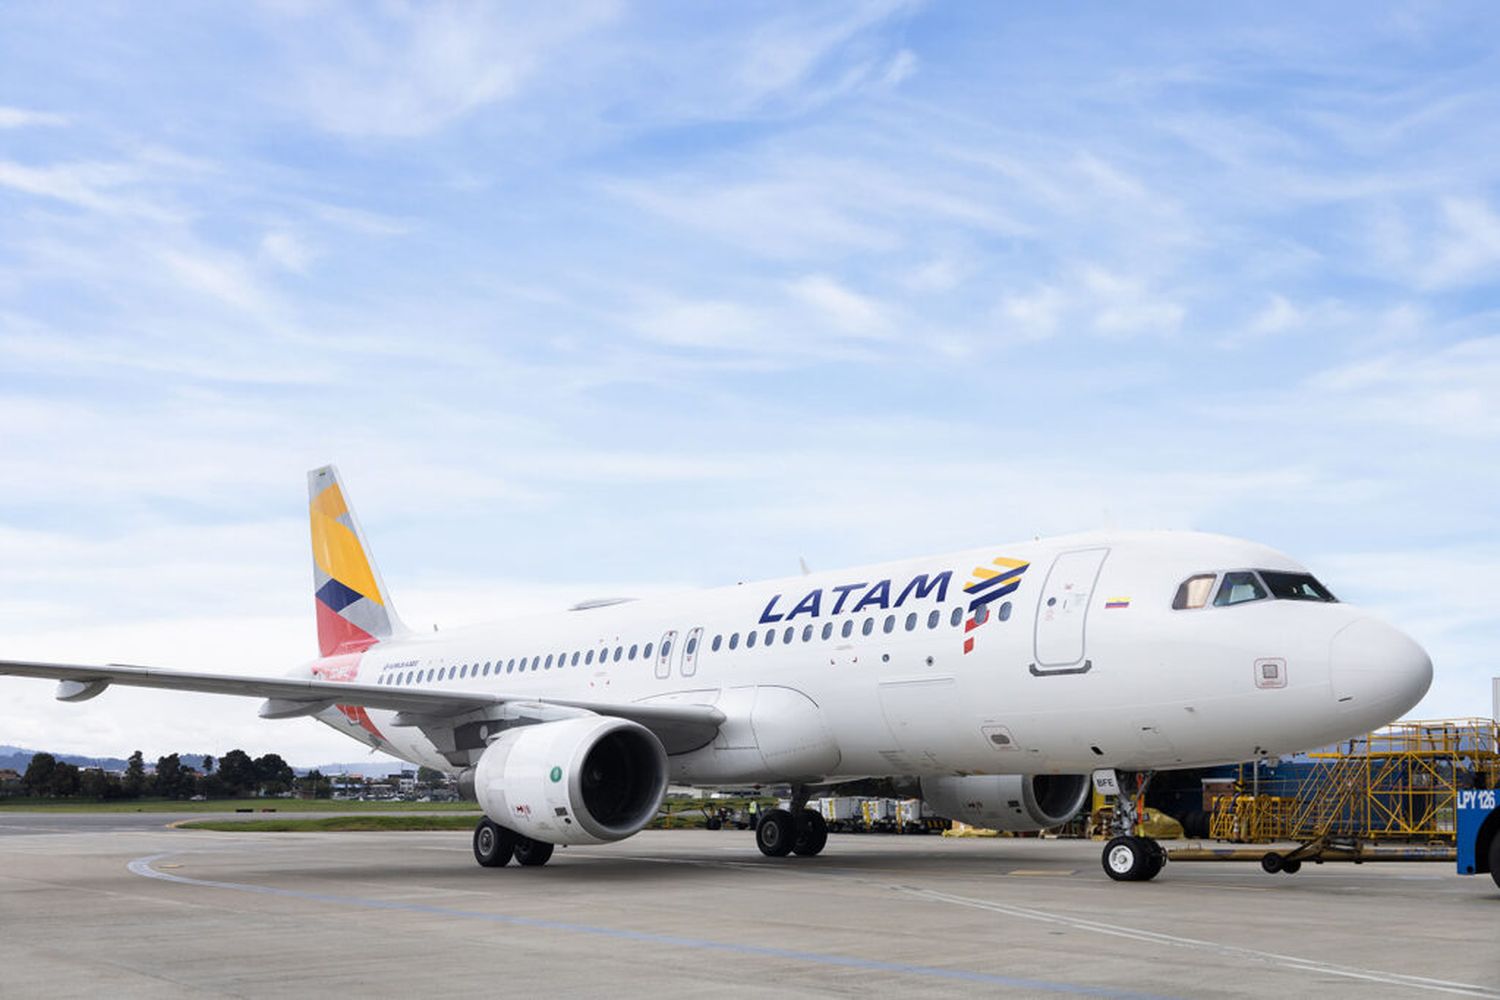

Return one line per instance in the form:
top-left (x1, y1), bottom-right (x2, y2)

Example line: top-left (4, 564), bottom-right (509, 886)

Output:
top-left (1032, 547), bottom-right (1108, 673)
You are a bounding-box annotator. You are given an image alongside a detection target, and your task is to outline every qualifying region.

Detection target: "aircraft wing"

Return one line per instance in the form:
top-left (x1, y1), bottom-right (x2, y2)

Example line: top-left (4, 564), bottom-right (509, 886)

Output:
top-left (0, 659), bottom-right (725, 755)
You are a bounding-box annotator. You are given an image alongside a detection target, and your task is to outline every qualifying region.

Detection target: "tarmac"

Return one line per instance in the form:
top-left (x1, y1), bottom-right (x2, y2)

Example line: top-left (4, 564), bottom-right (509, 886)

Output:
top-left (0, 814), bottom-right (1496, 998)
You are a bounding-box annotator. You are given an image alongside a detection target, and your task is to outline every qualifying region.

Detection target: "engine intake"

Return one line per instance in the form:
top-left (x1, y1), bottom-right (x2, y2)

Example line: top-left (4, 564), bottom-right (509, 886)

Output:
top-left (919, 773), bottom-right (1090, 832)
top-left (471, 716), bottom-right (668, 845)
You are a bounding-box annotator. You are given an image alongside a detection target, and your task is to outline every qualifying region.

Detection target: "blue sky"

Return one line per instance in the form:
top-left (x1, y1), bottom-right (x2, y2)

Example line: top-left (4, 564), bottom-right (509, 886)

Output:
top-left (2, 2), bottom-right (1497, 763)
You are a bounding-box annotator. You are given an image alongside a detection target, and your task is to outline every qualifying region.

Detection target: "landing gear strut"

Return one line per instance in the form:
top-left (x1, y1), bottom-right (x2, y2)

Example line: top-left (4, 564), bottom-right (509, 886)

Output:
top-left (473, 818), bottom-right (553, 869)
top-left (1100, 771), bottom-right (1164, 882)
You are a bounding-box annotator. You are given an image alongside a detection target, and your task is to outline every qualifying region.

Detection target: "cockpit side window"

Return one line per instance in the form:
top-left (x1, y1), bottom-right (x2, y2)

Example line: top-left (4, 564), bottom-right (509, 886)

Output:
top-left (1172, 574), bottom-right (1216, 610)
top-left (1214, 571), bottom-right (1267, 607)
top-left (1260, 571), bottom-right (1337, 602)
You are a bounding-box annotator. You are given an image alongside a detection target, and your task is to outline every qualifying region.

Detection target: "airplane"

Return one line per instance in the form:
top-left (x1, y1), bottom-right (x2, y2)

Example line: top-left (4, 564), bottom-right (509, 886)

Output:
top-left (0, 466), bottom-right (1433, 881)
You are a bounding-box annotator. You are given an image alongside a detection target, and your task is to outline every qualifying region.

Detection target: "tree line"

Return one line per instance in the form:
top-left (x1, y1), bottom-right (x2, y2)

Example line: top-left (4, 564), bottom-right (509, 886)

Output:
top-left (12, 750), bottom-right (314, 800)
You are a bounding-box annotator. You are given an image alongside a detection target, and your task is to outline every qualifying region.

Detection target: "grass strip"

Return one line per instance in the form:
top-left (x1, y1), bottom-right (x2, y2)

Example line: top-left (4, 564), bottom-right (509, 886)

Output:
top-left (177, 814), bottom-right (481, 833)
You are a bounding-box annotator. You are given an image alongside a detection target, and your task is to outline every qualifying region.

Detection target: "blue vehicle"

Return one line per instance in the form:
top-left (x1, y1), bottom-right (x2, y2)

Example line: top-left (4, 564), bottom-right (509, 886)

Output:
top-left (1456, 788), bottom-right (1500, 889)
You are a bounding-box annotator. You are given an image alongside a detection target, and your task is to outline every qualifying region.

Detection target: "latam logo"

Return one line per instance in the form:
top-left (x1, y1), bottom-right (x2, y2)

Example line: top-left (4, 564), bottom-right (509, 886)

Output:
top-left (758, 571), bottom-right (953, 625)
top-left (962, 557), bottom-right (1029, 654)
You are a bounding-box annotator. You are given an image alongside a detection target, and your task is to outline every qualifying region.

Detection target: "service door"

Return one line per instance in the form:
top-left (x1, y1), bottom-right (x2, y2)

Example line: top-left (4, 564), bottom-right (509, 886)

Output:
top-left (1033, 547), bottom-right (1109, 670)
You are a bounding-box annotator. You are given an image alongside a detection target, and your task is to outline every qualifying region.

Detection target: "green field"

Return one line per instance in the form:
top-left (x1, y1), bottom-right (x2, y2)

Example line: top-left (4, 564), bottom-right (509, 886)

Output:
top-left (177, 814), bottom-right (480, 832)
top-left (0, 797), bottom-right (479, 814)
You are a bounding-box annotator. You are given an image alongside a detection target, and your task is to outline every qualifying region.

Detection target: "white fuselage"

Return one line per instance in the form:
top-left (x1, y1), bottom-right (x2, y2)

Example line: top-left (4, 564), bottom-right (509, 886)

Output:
top-left (308, 530), bottom-right (1433, 783)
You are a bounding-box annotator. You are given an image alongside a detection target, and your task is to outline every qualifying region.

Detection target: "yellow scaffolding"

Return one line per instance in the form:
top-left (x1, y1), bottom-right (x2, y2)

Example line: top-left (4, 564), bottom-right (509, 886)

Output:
top-left (1213, 718), bottom-right (1499, 843)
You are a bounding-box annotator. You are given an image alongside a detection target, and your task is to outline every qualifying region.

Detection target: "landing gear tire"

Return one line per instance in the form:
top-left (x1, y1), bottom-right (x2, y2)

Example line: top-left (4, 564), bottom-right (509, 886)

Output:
top-left (792, 809), bottom-right (828, 857)
top-left (1260, 852), bottom-right (1284, 874)
top-left (1281, 859), bottom-right (1302, 874)
top-left (513, 836), bottom-right (555, 867)
top-left (756, 808), bottom-right (796, 857)
top-left (473, 819), bottom-right (515, 868)
top-left (1103, 835), bottom-right (1160, 882)
top-left (1141, 837), bottom-right (1166, 880)
top-left (1490, 832), bottom-right (1500, 890)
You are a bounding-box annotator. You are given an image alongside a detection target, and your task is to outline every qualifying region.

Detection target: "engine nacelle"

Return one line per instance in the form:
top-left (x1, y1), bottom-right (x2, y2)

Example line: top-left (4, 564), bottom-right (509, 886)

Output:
top-left (472, 716), bottom-right (668, 846)
top-left (919, 774), bottom-right (1090, 832)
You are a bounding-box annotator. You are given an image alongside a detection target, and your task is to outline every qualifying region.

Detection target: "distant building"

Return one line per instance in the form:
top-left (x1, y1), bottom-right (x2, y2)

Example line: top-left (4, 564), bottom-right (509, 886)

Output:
top-left (0, 768), bottom-right (20, 793)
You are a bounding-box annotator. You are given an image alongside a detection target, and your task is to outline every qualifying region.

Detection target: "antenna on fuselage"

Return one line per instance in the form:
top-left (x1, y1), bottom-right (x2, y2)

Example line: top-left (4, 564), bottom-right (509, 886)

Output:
top-left (799, 557), bottom-right (812, 576)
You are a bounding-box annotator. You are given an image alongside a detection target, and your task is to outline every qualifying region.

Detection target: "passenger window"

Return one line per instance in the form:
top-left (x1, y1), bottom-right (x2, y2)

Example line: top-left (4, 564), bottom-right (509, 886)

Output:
top-left (765, 628), bottom-right (775, 646)
top-left (821, 622), bottom-right (833, 640)
top-left (712, 634), bottom-right (722, 652)
top-left (629, 644), bottom-right (639, 660)
top-left (571, 652), bottom-right (580, 666)
top-left (883, 615), bottom-right (895, 634)
top-left (998, 601), bottom-right (1012, 622)
top-left (862, 618), bottom-right (874, 636)
top-left (544, 655), bottom-right (553, 669)
top-left (686, 636), bottom-right (697, 655)
top-left (747, 631), bottom-right (757, 648)
top-left (643, 642), bottom-right (654, 659)
top-left (905, 613), bottom-right (917, 631)
top-left (975, 605), bottom-right (989, 625)
top-left (1215, 571), bottom-right (1268, 606)
top-left (802, 624), bottom-right (813, 642)
top-left (927, 609), bottom-right (939, 629)
top-left (614, 646), bottom-right (623, 662)
top-left (950, 607), bottom-right (963, 627)
top-left (584, 650), bottom-right (594, 665)
top-left (729, 632), bottom-right (739, 650)
top-left (783, 626), bottom-right (794, 644)
top-left (841, 620), bottom-right (854, 638)
top-left (1173, 574), bottom-right (1217, 610)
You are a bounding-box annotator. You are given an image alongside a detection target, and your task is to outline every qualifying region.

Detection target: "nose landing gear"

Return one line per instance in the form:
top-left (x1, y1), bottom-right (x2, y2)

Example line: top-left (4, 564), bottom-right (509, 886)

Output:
top-left (1099, 771), bottom-right (1164, 882)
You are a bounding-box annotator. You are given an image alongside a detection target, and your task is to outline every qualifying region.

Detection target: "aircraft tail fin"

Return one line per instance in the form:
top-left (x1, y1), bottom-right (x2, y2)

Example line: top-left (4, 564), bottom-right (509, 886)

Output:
top-left (308, 466), bottom-right (408, 657)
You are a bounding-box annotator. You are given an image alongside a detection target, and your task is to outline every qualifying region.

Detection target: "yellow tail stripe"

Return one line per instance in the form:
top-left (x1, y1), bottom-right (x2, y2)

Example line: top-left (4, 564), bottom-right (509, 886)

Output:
top-left (991, 557), bottom-right (1028, 570)
top-left (311, 482), bottom-right (349, 520)
top-left (310, 510), bottom-right (384, 606)
top-left (971, 566), bottom-right (999, 581)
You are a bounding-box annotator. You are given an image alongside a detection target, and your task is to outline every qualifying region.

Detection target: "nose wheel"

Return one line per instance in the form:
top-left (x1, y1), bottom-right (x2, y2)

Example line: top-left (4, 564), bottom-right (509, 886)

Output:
top-left (1102, 835), bottom-right (1165, 881)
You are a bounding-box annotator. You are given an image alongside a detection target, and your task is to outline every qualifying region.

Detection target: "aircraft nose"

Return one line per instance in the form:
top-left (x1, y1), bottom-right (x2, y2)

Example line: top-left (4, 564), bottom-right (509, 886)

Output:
top-left (1329, 618), bottom-right (1432, 721)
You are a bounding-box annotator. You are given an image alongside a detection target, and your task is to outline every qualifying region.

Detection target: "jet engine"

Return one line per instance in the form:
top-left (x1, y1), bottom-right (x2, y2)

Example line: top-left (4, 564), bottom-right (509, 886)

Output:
top-left (919, 774), bottom-right (1090, 832)
top-left (469, 716), bottom-right (668, 846)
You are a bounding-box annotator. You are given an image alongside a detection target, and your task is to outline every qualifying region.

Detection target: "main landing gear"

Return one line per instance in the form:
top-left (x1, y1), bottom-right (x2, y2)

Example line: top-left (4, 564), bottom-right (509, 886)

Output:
top-left (473, 818), bottom-right (554, 868)
top-left (1100, 770), bottom-right (1165, 882)
top-left (755, 785), bottom-right (829, 858)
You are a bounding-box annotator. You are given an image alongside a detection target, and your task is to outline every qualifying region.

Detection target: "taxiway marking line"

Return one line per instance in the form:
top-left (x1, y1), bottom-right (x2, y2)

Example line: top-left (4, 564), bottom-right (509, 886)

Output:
top-left (126, 852), bottom-right (1172, 1000)
top-left (900, 886), bottom-right (1500, 998)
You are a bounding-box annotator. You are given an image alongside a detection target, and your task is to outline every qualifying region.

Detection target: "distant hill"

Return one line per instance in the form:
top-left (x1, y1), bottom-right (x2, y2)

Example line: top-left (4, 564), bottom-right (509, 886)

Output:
top-left (0, 745), bottom-right (408, 778)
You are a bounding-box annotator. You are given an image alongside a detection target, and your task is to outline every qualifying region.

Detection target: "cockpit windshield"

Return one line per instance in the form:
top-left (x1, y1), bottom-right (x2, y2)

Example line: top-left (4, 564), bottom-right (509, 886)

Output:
top-left (1213, 571), bottom-right (1266, 606)
top-left (1259, 571), bottom-right (1337, 603)
top-left (1173, 569), bottom-right (1338, 609)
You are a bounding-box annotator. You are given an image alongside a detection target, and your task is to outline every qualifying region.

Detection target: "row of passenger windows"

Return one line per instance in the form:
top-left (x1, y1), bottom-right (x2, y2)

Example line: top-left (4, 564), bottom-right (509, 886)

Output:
top-left (709, 603), bottom-right (1010, 652)
top-left (1172, 570), bottom-right (1338, 610)
top-left (375, 600), bottom-right (1014, 686)
top-left (377, 639), bottom-right (662, 686)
